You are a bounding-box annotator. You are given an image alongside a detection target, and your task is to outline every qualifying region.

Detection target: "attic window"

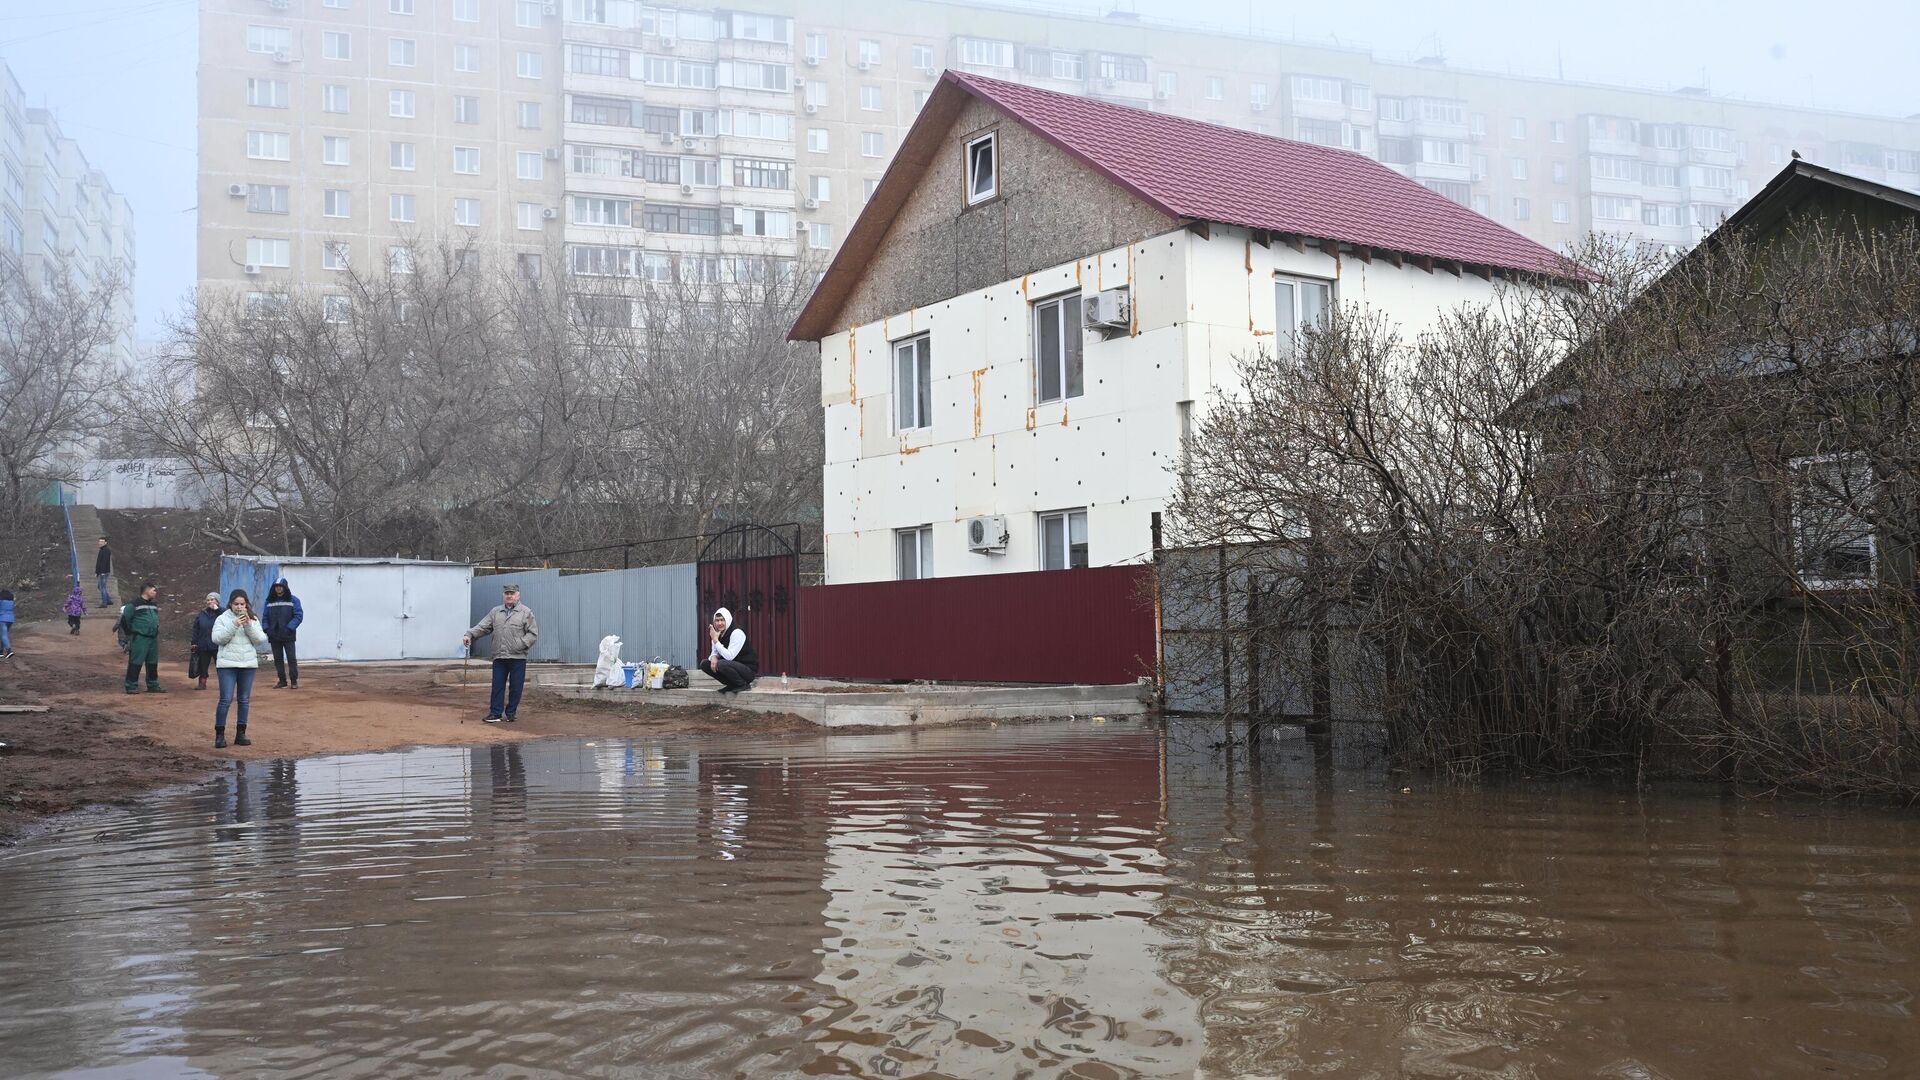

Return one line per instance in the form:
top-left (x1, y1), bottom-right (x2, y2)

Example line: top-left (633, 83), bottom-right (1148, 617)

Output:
top-left (966, 132), bottom-right (997, 205)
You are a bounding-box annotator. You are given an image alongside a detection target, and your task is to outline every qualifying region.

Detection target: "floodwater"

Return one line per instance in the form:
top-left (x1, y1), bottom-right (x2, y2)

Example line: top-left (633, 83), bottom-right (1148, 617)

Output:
top-left (0, 724), bottom-right (1915, 1079)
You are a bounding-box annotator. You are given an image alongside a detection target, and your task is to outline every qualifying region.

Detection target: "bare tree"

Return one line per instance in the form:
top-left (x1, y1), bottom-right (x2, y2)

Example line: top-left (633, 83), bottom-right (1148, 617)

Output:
top-left (0, 260), bottom-right (129, 513)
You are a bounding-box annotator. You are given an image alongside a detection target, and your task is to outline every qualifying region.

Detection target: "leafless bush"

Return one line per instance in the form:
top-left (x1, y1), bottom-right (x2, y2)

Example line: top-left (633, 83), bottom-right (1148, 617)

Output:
top-left (0, 259), bottom-right (129, 514)
top-left (1169, 217), bottom-right (1920, 795)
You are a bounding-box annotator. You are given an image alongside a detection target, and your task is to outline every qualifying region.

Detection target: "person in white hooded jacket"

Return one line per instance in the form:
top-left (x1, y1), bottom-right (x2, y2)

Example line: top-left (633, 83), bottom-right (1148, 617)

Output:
top-left (210, 589), bottom-right (269, 749)
top-left (699, 607), bottom-right (759, 693)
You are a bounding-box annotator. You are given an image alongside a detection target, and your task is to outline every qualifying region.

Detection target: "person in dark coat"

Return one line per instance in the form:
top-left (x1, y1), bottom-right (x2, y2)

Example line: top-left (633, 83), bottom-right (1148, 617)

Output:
top-left (118, 583), bottom-right (164, 694)
top-left (261, 579), bottom-right (304, 689)
top-left (699, 607), bottom-right (758, 693)
top-left (94, 538), bottom-right (114, 608)
top-left (188, 592), bottom-right (221, 690)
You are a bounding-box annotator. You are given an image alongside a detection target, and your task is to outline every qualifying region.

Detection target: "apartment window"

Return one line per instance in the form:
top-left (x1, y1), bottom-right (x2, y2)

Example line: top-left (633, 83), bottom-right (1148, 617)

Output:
top-left (323, 136), bottom-right (351, 165)
top-left (389, 193), bottom-right (416, 222)
top-left (890, 526), bottom-right (936, 580)
top-left (246, 25), bottom-right (291, 54)
top-left (517, 252), bottom-right (543, 279)
top-left (723, 109), bottom-right (792, 140)
top-left (733, 207), bottom-right (791, 238)
top-left (578, 146), bottom-right (637, 177)
top-left (323, 189), bottom-right (350, 217)
top-left (1513, 196), bottom-right (1531, 221)
top-left (1550, 120), bottom-right (1566, 143)
top-left (1642, 202), bottom-right (1686, 227)
top-left (518, 101), bottom-right (543, 129)
top-left (516, 0), bottom-right (543, 27)
top-left (804, 31), bottom-right (828, 63)
top-left (1349, 83), bottom-right (1372, 110)
top-left (807, 221), bottom-right (831, 249)
top-left (1290, 76), bottom-right (1342, 104)
top-left (1033, 292), bottom-right (1083, 403)
top-left (807, 128), bottom-right (829, 153)
top-left (1205, 76), bottom-right (1223, 100)
top-left (1791, 454), bottom-right (1877, 588)
top-left (323, 0), bottom-right (347, 7)
top-left (572, 95), bottom-right (630, 126)
top-left (733, 158), bottom-right (790, 189)
top-left (316, 294), bottom-right (350, 324)
top-left (517, 150), bottom-right (543, 179)
top-left (1379, 97), bottom-right (1407, 121)
top-left (1552, 200), bottom-right (1570, 224)
top-left (388, 246), bottom-right (415, 274)
top-left (892, 334), bottom-right (933, 431)
top-left (1552, 160), bottom-right (1568, 184)
top-left (323, 32), bottom-right (351, 60)
top-left (573, 196), bottom-right (631, 226)
top-left (453, 145), bottom-right (480, 174)
top-left (965, 132), bottom-right (997, 204)
top-left (691, 157), bottom-right (725, 186)
top-left (808, 175), bottom-right (830, 201)
top-left (861, 131), bottom-right (883, 158)
top-left (912, 44), bottom-right (935, 72)
top-left (1510, 117), bottom-right (1527, 139)
top-left (1510, 157), bottom-right (1528, 180)
top-left (454, 0), bottom-right (478, 21)
top-left (1157, 71), bottom-right (1177, 97)
top-left (322, 84), bottom-right (350, 113)
top-left (453, 198), bottom-right (480, 227)
top-left (1422, 140), bottom-right (1466, 165)
top-left (643, 204), bottom-right (722, 235)
top-left (517, 51), bottom-right (543, 79)
top-left (322, 242), bottom-right (350, 271)
top-left (1642, 163), bottom-right (1680, 188)
top-left (1471, 194), bottom-right (1490, 215)
top-left (455, 44), bottom-right (481, 73)
top-left (864, 177), bottom-right (879, 202)
top-left (860, 85), bottom-right (882, 111)
top-left (389, 38), bottom-right (417, 66)
top-left (1470, 152), bottom-right (1488, 179)
top-left (389, 90), bottom-right (416, 118)
top-left (1250, 83), bottom-right (1269, 109)
top-left (390, 141), bottom-right (415, 170)
top-left (572, 44), bottom-right (626, 77)
top-left (247, 78), bottom-right (289, 108)
top-left (516, 202), bottom-right (544, 230)
top-left (1275, 274), bottom-right (1331, 354)
top-left (246, 184), bottom-right (289, 214)
top-left (726, 60), bottom-right (791, 92)
top-left (246, 130), bottom-right (291, 160)
top-left (454, 96), bottom-right (480, 124)
top-left (389, 0), bottom-right (413, 12)
top-left (1039, 509), bottom-right (1089, 571)
top-left (857, 39), bottom-right (880, 66)
top-left (245, 237), bottom-right (290, 267)
top-left (1593, 196), bottom-right (1636, 221)
top-left (956, 37), bottom-right (1014, 67)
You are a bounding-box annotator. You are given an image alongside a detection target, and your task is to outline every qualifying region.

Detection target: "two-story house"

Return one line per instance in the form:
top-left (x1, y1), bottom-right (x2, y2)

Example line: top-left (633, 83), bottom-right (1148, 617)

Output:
top-left (789, 71), bottom-right (1580, 585)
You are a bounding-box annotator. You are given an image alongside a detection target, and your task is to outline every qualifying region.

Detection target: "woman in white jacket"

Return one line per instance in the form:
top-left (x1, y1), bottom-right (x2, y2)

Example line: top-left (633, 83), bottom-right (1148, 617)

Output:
top-left (210, 589), bottom-right (269, 749)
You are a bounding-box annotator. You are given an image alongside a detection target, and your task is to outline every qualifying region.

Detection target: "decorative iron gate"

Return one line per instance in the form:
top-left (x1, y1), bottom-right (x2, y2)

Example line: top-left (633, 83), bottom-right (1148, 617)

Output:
top-left (695, 524), bottom-right (801, 679)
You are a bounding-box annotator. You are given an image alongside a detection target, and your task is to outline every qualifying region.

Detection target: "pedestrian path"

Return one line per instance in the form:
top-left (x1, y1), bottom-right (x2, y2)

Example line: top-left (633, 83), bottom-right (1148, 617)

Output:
top-left (65, 503), bottom-right (127, 609)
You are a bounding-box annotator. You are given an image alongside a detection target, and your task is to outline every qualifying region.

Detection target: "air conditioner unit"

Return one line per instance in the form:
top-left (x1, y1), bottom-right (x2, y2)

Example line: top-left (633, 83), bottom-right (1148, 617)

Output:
top-left (543, 1), bottom-right (558, 15)
top-left (1083, 286), bottom-right (1131, 333)
top-left (966, 515), bottom-right (1009, 554)
top-left (682, 137), bottom-right (697, 149)
top-left (272, 49), bottom-right (292, 64)
top-left (802, 196), bottom-right (819, 209)
top-left (804, 102), bottom-right (818, 114)
top-left (660, 37), bottom-right (676, 50)
top-left (267, 0), bottom-right (290, 9)
top-left (805, 55), bottom-right (821, 67)
top-left (679, 183), bottom-right (694, 195)
top-left (1155, 89), bottom-right (1170, 100)
top-left (1251, 101), bottom-right (1266, 112)
top-left (731, 222), bottom-right (745, 234)
top-left (544, 146), bottom-right (561, 160)
top-left (857, 60), bottom-right (873, 71)
top-left (242, 263), bottom-right (262, 276)
top-left (227, 183), bottom-right (247, 197)
top-left (542, 206), bottom-right (559, 220)
top-left (659, 131), bottom-right (676, 145)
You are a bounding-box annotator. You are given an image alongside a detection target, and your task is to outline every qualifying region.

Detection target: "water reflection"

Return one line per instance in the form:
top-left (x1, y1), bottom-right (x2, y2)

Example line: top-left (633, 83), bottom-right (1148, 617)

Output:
top-left (0, 723), bottom-right (1914, 1079)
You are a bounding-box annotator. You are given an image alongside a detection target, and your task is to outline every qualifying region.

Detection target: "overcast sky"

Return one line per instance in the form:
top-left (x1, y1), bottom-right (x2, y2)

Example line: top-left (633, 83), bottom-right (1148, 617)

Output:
top-left (2, 0), bottom-right (1914, 339)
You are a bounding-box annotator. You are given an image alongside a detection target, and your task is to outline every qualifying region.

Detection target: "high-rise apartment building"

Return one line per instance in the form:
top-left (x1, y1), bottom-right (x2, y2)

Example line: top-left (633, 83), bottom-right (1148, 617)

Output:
top-left (198, 0), bottom-right (1919, 306)
top-left (0, 61), bottom-right (137, 366)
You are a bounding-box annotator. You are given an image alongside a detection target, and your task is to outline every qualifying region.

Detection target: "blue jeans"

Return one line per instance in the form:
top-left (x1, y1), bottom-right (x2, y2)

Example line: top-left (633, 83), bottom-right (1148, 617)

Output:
top-left (97, 574), bottom-right (113, 607)
top-left (217, 667), bottom-right (257, 731)
top-left (489, 659), bottom-right (527, 719)
top-left (0, 622), bottom-right (10, 652)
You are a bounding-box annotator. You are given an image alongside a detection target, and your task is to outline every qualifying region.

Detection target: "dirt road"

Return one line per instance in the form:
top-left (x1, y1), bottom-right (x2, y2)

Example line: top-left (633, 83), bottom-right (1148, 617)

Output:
top-left (0, 613), bottom-right (812, 842)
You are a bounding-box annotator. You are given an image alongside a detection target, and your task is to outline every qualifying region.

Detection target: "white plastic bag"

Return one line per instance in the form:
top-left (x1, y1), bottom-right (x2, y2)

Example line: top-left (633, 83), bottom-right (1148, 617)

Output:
top-left (589, 635), bottom-right (624, 688)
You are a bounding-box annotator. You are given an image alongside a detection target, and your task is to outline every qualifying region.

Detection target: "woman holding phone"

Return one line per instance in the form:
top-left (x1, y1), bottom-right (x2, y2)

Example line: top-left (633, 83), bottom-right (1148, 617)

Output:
top-left (210, 588), bottom-right (269, 749)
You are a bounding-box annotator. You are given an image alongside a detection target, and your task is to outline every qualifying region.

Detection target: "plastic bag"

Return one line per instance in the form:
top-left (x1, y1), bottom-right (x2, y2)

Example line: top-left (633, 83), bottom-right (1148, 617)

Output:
top-left (589, 635), bottom-right (623, 688)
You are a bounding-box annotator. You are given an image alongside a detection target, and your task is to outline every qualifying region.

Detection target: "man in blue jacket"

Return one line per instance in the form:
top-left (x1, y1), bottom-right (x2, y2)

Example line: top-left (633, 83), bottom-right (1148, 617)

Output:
top-left (262, 578), bottom-right (304, 689)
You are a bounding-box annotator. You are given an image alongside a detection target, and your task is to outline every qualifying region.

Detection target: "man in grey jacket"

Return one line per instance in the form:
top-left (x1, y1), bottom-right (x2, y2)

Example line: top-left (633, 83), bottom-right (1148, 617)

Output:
top-left (465, 584), bottom-right (539, 724)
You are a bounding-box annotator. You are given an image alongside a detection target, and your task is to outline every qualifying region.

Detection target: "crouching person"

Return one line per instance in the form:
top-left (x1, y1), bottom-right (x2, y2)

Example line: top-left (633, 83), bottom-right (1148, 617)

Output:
top-left (212, 589), bottom-right (268, 748)
top-left (700, 607), bottom-right (758, 694)
top-left (464, 584), bottom-right (538, 724)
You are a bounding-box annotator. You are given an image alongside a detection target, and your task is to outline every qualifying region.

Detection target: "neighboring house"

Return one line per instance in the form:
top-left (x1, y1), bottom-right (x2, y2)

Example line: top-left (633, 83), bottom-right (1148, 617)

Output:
top-left (789, 71), bottom-right (1580, 585)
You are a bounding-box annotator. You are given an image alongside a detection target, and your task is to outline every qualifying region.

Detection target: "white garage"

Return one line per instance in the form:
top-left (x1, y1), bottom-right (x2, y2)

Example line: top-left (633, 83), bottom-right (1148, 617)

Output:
top-left (217, 555), bottom-right (475, 661)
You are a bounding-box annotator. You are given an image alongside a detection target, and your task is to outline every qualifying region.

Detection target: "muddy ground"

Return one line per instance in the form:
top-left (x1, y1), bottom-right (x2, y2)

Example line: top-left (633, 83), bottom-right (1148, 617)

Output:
top-left (0, 611), bottom-right (816, 844)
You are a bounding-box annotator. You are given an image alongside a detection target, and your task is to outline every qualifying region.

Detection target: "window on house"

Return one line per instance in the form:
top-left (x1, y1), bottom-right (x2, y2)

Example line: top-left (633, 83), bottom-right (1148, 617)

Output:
top-left (389, 193), bottom-right (416, 222)
top-left (389, 89), bottom-right (416, 118)
top-left (1550, 120), bottom-right (1566, 142)
top-left (246, 130), bottom-right (292, 160)
top-left (861, 131), bottom-right (883, 157)
top-left (322, 241), bottom-right (350, 270)
top-left (323, 31), bottom-right (351, 60)
top-left (247, 78), bottom-right (289, 108)
top-left (861, 85), bottom-right (881, 110)
top-left (390, 141), bottom-right (415, 169)
top-left (517, 150), bottom-right (543, 179)
top-left (455, 96), bottom-right (480, 124)
top-left (894, 334), bottom-right (932, 431)
top-left (323, 136), bottom-right (350, 165)
top-left (1792, 454), bottom-right (1877, 588)
top-left (517, 51), bottom-right (543, 78)
top-left (389, 0), bottom-right (413, 13)
top-left (1513, 196), bottom-right (1532, 220)
top-left (965, 132), bottom-right (996, 204)
top-left (864, 177), bottom-right (880, 203)
top-left (733, 158), bottom-right (791, 189)
top-left (1205, 76), bottom-right (1223, 100)
top-left (1510, 156), bottom-right (1528, 180)
top-left (1275, 274), bottom-right (1331, 355)
top-left (518, 101), bottom-right (543, 128)
top-left (807, 222), bottom-right (832, 249)
top-left (245, 237), bottom-right (290, 267)
top-left (323, 189), bottom-right (350, 217)
top-left (912, 44), bottom-right (935, 72)
top-left (1552, 160), bottom-right (1568, 184)
top-left (572, 44), bottom-right (626, 77)
top-left (246, 184), bottom-right (289, 214)
top-left (1033, 292), bottom-right (1083, 403)
top-left (1511, 117), bottom-right (1527, 139)
top-left (246, 25), bottom-right (291, 53)
top-left (516, 0), bottom-right (542, 27)
top-left (453, 198), bottom-right (480, 227)
top-left (1039, 509), bottom-right (1089, 571)
top-left (453, 146), bottom-right (480, 174)
top-left (455, 44), bottom-right (480, 72)
top-left (389, 38), bottom-right (417, 66)
top-left (1552, 200), bottom-right (1570, 223)
top-left (807, 128), bottom-right (829, 152)
top-left (516, 202), bottom-right (544, 230)
top-left (804, 32), bottom-right (828, 63)
top-left (388, 246), bottom-right (415, 274)
top-left (517, 252), bottom-right (542, 278)
top-left (857, 39), bottom-right (880, 65)
top-left (1157, 71), bottom-right (1177, 97)
top-left (322, 84), bottom-right (349, 113)
top-left (896, 526), bottom-right (934, 580)
top-left (808, 175), bottom-right (830, 201)
top-left (454, 0), bottom-right (477, 20)
top-left (321, 294), bottom-right (352, 324)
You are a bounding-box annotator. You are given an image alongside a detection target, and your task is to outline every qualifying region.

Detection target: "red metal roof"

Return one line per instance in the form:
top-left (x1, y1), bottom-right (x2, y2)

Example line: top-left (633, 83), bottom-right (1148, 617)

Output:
top-left (948, 70), bottom-right (1581, 280)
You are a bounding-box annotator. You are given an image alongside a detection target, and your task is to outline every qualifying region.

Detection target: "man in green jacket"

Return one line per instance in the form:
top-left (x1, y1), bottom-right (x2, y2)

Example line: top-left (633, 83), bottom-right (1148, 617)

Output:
top-left (119, 582), bottom-right (165, 694)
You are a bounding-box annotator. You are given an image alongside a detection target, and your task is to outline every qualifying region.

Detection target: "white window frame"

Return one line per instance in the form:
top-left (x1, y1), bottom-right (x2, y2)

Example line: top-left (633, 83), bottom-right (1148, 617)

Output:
top-left (388, 89), bottom-right (416, 118)
top-left (322, 188), bottom-right (351, 217)
top-left (517, 51), bottom-right (544, 79)
top-left (1791, 453), bottom-right (1879, 590)
top-left (455, 44), bottom-right (481, 73)
top-left (1274, 274), bottom-right (1332, 355)
top-left (390, 141), bottom-right (416, 170)
top-left (454, 0), bottom-right (478, 21)
top-left (388, 37), bottom-right (417, 67)
top-left (388, 246), bottom-right (416, 274)
top-left (893, 334), bottom-right (932, 432)
top-left (518, 101), bottom-right (543, 129)
top-left (389, 193), bottom-right (416, 223)
top-left (454, 95), bottom-right (480, 124)
top-left (516, 202), bottom-right (544, 231)
top-left (245, 237), bottom-right (291, 267)
top-left (860, 131), bottom-right (883, 158)
top-left (453, 197), bottom-right (481, 227)
top-left (323, 31), bottom-right (352, 61)
top-left (517, 150), bottom-right (543, 179)
top-left (896, 526), bottom-right (934, 580)
top-left (965, 131), bottom-right (997, 205)
top-left (1033, 291), bottom-right (1083, 404)
top-left (323, 136), bottom-right (351, 166)
top-left (322, 84), bottom-right (350, 113)
top-left (247, 78), bottom-right (289, 108)
top-left (246, 25), bottom-right (292, 54)
top-left (453, 145), bottom-right (481, 174)
top-left (322, 241), bottom-right (351, 270)
top-left (1039, 509), bottom-right (1089, 571)
top-left (246, 130), bottom-right (291, 161)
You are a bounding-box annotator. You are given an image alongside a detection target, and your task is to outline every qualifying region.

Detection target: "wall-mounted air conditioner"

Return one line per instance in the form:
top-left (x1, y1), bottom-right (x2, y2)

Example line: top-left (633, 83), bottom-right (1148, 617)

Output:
top-left (804, 103), bottom-right (818, 114)
top-left (682, 137), bottom-right (697, 149)
top-left (660, 36), bottom-right (676, 50)
top-left (541, 207), bottom-right (559, 220)
top-left (1083, 286), bottom-right (1131, 333)
top-left (272, 49), bottom-right (292, 64)
top-left (857, 60), bottom-right (873, 71)
top-left (679, 183), bottom-right (694, 195)
top-left (544, 147), bottom-right (561, 160)
top-left (242, 263), bottom-right (262, 276)
top-left (967, 515), bottom-right (1009, 554)
top-left (802, 197), bottom-right (819, 209)
top-left (805, 55), bottom-right (820, 67)
top-left (227, 183), bottom-right (247, 197)
top-left (659, 131), bottom-right (676, 145)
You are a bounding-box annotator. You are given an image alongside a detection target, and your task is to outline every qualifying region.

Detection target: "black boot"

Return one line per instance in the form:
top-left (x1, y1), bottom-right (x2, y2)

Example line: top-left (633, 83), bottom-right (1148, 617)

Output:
top-left (233, 727), bottom-right (251, 747)
top-left (214, 730), bottom-right (227, 749)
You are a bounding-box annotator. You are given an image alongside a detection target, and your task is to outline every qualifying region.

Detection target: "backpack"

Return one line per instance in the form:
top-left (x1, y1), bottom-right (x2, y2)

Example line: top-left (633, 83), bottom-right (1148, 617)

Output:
top-left (662, 665), bottom-right (689, 690)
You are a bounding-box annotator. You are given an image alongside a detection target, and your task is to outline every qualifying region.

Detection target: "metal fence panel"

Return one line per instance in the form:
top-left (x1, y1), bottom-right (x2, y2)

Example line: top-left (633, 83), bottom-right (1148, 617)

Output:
top-left (470, 565), bottom-right (698, 667)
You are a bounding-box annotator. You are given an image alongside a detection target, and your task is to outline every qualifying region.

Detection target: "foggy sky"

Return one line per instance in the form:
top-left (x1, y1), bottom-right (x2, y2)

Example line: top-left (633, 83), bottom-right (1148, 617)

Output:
top-left (2, 0), bottom-right (1914, 340)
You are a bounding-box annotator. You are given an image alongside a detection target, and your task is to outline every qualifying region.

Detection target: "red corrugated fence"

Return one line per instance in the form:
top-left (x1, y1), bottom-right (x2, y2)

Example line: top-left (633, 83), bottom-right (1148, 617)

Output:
top-left (798, 564), bottom-right (1156, 685)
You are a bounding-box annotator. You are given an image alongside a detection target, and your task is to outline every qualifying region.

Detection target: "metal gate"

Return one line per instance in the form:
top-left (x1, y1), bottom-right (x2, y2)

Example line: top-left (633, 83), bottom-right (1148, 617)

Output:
top-left (695, 524), bottom-right (800, 679)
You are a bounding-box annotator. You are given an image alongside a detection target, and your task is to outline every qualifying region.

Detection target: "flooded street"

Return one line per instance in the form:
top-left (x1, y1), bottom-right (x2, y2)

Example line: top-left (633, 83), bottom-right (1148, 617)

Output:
top-left (0, 722), bottom-right (1915, 1078)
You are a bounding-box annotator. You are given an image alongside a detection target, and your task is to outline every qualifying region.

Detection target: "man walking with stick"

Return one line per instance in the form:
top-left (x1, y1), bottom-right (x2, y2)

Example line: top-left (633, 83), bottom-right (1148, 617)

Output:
top-left (464, 584), bottom-right (538, 724)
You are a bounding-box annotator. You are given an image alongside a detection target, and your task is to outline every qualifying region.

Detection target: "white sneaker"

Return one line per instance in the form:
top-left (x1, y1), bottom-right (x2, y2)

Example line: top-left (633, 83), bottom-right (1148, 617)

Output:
top-left (483, 714), bottom-right (504, 724)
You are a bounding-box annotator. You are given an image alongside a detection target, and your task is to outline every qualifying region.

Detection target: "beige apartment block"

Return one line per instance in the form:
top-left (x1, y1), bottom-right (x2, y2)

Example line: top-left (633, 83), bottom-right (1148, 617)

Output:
top-left (200, 1), bottom-right (1919, 304)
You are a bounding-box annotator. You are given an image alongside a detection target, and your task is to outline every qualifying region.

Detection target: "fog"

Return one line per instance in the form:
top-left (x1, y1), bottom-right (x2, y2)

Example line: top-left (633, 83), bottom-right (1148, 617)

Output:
top-left (0, 0), bottom-right (1914, 339)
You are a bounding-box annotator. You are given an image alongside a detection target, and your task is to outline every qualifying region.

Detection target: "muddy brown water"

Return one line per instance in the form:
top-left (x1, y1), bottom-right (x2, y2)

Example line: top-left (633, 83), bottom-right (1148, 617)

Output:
top-left (0, 722), bottom-right (1914, 1078)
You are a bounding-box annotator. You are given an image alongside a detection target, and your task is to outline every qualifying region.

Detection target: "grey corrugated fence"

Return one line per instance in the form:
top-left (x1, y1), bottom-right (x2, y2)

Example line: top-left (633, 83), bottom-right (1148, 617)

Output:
top-left (470, 565), bottom-right (699, 667)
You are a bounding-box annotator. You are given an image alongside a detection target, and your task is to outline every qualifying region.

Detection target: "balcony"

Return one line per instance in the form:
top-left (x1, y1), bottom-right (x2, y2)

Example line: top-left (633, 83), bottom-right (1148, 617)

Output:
top-left (1088, 76), bottom-right (1152, 102)
top-left (1410, 159), bottom-right (1470, 183)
